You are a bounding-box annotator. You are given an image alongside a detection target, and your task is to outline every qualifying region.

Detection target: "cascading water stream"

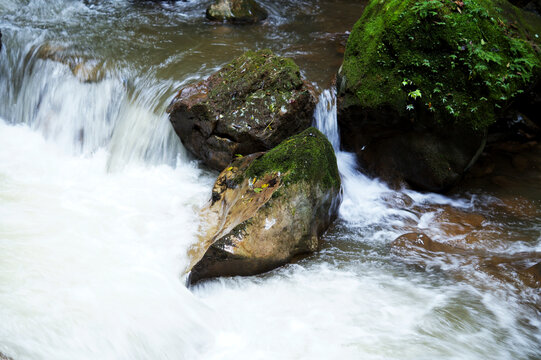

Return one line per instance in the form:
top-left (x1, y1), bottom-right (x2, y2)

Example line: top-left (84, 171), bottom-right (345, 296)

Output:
top-left (1, 1), bottom-right (540, 359)
top-left (314, 89), bottom-right (424, 229)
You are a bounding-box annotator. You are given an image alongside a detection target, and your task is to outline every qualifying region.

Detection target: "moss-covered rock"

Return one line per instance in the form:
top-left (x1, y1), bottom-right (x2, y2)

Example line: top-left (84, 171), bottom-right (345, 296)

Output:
top-left (206, 0), bottom-right (268, 24)
top-left (186, 127), bottom-right (341, 283)
top-left (340, 0), bottom-right (540, 129)
top-left (167, 49), bottom-right (316, 171)
top-left (337, 0), bottom-right (541, 191)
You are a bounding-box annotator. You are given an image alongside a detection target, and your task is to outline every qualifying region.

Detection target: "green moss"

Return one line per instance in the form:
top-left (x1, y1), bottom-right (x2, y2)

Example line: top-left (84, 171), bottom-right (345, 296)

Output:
top-left (203, 49), bottom-right (305, 125)
top-left (342, 0), bottom-right (541, 130)
top-left (243, 127), bottom-right (340, 190)
top-left (209, 49), bottom-right (302, 102)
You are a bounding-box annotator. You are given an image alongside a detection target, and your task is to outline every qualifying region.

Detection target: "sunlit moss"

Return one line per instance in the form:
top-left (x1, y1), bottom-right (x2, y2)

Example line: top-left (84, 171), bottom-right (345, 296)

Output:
top-left (243, 127), bottom-right (340, 191)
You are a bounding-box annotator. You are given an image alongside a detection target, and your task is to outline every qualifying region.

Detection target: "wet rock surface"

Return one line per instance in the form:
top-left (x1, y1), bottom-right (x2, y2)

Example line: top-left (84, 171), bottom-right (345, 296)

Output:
top-left (397, 195), bottom-right (538, 251)
top-left (187, 128), bottom-right (341, 283)
top-left (167, 49), bottom-right (316, 171)
top-left (206, 0), bottom-right (268, 24)
top-left (392, 232), bottom-right (461, 255)
top-left (519, 261), bottom-right (541, 288)
top-left (391, 233), bottom-right (541, 290)
top-left (337, 119), bottom-right (485, 191)
top-left (461, 138), bottom-right (541, 198)
top-left (32, 43), bottom-right (108, 83)
top-left (421, 205), bottom-right (487, 242)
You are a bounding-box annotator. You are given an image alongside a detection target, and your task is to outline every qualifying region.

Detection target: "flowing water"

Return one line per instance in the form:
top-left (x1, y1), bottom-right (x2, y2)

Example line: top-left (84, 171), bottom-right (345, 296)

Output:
top-left (1, 1), bottom-right (540, 359)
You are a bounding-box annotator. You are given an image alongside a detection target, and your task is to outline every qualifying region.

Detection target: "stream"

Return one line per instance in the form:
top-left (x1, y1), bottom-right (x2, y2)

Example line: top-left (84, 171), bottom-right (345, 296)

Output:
top-left (0, 1), bottom-right (540, 359)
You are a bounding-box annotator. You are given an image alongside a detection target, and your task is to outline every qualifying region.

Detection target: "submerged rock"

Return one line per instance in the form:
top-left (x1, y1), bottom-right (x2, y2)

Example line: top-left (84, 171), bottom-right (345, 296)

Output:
top-left (391, 232), bottom-right (462, 255)
top-left (33, 43), bottom-right (108, 83)
top-left (337, 0), bottom-right (541, 192)
top-left (391, 233), bottom-right (541, 288)
top-left (519, 261), bottom-right (541, 288)
top-left (167, 49), bottom-right (316, 171)
top-left (430, 205), bottom-right (485, 238)
top-left (186, 127), bottom-right (341, 283)
top-left (206, 0), bottom-right (268, 24)
top-left (0, 29), bottom-right (2, 51)
top-left (392, 232), bottom-right (541, 290)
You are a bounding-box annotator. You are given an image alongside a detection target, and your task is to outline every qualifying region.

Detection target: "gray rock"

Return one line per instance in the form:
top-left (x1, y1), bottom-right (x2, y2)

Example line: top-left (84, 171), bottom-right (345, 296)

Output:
top-left (206, 0), bottom-right (268, 24)
top-left (167, 49), bottom-right (316, 171)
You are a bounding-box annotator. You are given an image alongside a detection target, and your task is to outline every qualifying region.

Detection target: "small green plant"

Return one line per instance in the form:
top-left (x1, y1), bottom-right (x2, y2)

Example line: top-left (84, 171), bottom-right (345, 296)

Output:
top-left (408, 89), bottom-right (422, 99)
top-left (412, 0), bottom-right (443, 18)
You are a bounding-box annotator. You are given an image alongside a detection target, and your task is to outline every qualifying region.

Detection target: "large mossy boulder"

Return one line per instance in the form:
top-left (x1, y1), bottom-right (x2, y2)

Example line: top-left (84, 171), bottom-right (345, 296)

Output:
top-left (167, 49), bottom-right (316, 171)
top-left (206, 0), bottom-right (268, 24)
top-left (186, 127), bottom-right (341, 284)
top-left (337, 0), bottom-right (541, 191)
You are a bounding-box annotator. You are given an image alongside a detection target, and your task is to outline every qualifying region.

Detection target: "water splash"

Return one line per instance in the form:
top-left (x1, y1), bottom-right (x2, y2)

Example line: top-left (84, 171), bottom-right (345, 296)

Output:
top-left (313, 89), bottom-right (412, 232)
top-left (0, 35), bottom-right (185, 168)
top-left (313, 89), bottom-right (340, 150)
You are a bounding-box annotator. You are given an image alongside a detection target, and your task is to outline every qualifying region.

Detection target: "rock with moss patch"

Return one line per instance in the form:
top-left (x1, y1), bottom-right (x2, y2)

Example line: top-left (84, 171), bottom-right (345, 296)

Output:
top-left (206, 0), bottom-right (268, 24)
top-left (337, 0), bottom-right (541, 191)
top-left (167, 49), bottom-right (316, 171)
top-left (185, 127), bottom-right (341, 283)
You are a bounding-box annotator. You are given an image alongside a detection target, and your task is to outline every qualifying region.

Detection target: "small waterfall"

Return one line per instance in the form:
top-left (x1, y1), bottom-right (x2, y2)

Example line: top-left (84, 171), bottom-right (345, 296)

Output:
top-left (313, 89), bottom-right (340, 151)
top-left (0, 18), bottom-right (217, 360)
top-left (0, 33), bottom-right (184, 169)
top-left (313, 89), bottom-right (401, 228)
